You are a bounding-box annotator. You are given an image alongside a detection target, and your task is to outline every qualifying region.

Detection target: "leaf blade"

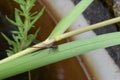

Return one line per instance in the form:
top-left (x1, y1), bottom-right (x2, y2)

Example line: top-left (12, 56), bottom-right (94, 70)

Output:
top-left (1, 32), bottom-right (120, 79)
top-left (48, 0), bottom-right (93, 39)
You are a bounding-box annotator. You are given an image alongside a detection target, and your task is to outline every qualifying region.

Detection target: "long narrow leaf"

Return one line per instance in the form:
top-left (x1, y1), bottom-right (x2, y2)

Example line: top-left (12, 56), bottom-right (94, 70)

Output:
top-left (1, 33), bottom-right (14, 45)
top-left (30, 7), bottom-right (45, 26)
top-left (1, 32), bottom-right (120, 79)
top-left (48, 0), bottom-right (93, 39)
top-left (6, 16), bottom-right (20, 26)
top-left (15, 8), bottom-right (23, 27)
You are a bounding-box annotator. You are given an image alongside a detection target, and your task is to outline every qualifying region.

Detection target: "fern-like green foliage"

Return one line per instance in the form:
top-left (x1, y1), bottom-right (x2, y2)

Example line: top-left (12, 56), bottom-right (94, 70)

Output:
top-left (2, 0), bottom-right (45, 56)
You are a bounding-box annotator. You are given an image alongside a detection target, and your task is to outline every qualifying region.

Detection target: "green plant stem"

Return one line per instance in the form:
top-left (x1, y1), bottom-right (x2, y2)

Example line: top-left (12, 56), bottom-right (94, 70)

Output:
top-left (20, 16), bottom-right (29, 50)
top-left (20, 1), bottom-right (31, 50)
top-left (55, 16), bottom-right (120, 41)
top-left (0, 16), bottom-right (120, 64)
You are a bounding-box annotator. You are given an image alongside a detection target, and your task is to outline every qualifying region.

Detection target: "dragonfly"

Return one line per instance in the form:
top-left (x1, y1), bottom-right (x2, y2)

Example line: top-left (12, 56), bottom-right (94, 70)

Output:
top-left (31, 45), bottom-right (58, 50)
top-left (30, 45), bottom-right (58, 55)
top-left (31, 39), bottom-right (58, 51)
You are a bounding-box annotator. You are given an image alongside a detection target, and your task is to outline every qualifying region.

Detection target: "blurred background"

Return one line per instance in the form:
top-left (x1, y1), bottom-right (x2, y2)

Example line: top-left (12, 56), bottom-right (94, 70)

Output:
top-left (0, 0), bottom-right (120, 80)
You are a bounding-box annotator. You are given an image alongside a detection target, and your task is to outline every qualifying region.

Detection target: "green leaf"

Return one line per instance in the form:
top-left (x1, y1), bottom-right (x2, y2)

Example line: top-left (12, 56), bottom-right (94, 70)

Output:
top-left (12, 31), bottom-right (20, 34)
top-left (30, 11), bottom-right (38, 17)
top-left (28, 0), bottom-right (36, 10)
top-left (14, 0), bottom-right (26, 12)
top-left (15, 8), bottom-right (23, 27)
top-left (14, 0), bottom-right (25, 5)
top-left (31, 0), bottom-right (36, 4)
top-left (2, 32), bottom-right (21, 55)
top-left (12, 34), bottom-right (21, 48)
top-left (12, 31), bottom-right (23, 39)
top-left (30, 7), bottom-right (45, 26)
top-left (26, 34), bottom-right (35, 46)
top-left (6, 16), bottom-right (20, 26)
top-left (6, 50), bottom-right (14, 56)
top-left (26, 28), bottom-right (40, 46)
top-left (20, 4), bottom-right (26, 12)
top-left (1, 32), bottom-right (120, 79)
top-left (12, 42), bottom-right (19, 53)
top-left (48, 0), bottom-right (93, 39)
top-left (34, 28), bottom-right (40, 38)
top-left (1, 33), bottom-right (14, 45)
